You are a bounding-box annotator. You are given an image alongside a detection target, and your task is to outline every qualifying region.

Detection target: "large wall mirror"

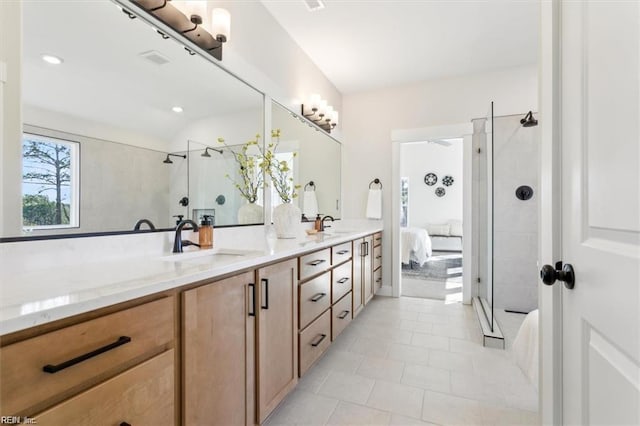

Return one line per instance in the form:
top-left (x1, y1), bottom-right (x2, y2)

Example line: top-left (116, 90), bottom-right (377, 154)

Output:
top-left (271, 102), bottom-right (341, 219)
top-left (2, 0), bottom-right (264, 239)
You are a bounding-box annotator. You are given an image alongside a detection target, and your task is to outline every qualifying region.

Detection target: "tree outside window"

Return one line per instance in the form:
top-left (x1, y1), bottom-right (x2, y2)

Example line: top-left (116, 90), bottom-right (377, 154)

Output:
top-left (22, 133), bottom-right (79, 229)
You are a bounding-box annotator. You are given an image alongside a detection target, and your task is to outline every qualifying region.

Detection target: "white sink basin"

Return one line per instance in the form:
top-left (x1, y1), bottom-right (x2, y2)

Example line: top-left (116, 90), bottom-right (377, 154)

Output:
top-left (160, 248), bottom-right (256, 263)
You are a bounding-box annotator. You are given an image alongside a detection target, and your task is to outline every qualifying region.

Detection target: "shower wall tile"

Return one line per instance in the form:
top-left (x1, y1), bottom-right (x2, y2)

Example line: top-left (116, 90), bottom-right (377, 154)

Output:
top-left (491, 115), bottom-right (539, 312)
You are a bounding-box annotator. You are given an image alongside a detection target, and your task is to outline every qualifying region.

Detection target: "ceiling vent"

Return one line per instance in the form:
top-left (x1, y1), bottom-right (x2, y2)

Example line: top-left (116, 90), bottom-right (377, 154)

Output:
top-left (139, 50), bottom-right (170, 66)
top-left (304, 0), bottom-right (325, 12)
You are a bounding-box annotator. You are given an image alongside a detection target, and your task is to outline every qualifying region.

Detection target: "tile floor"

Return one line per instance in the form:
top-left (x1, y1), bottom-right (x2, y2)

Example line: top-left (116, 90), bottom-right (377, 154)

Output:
top-left (265, 296), bottom-right (539, 426)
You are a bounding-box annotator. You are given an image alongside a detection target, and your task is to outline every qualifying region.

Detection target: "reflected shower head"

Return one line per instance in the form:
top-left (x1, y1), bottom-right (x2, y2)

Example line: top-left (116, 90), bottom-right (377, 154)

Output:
top-left (163, 153), bottom-right (186, 164)
top-left (520, 111), bottom-right (538, 127)
top-left (200, 147), bottom-right (223, 157)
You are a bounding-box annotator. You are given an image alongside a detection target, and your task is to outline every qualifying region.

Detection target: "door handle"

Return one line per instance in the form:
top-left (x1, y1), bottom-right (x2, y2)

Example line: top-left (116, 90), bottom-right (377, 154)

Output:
top-left (310, 292), bottom-right (326, 302)
top-left (337, 277), bottom-right (349, 284)
top-left (540, 261), bottom-right (575, 289)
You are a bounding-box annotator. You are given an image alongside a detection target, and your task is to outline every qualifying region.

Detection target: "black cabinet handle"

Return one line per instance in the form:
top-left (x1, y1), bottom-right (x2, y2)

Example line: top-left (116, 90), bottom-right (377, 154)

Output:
top-left (120, 423), bottom-right (131, 426)
top-left (311, 334), bottom-right (327, 347)
top-left (376, 277), bottom-right (382, 283)
top-left (375, 255), bottom-right (382, 259)
top-left (338, 310), bottom-right (350, 319)
top-left (310, 292), bottom-right (327, 302)
top-left (336, 250), bottom-right (349, 255)
top-left (248, 283), bottom-right (256, 316)
top-left (261, 278), bottom-right (269, 310)
top-left (308, 259), bottom-right (326, 266)
top-left (337, 277), bottom-right (349, 284)
top-left (42, 336), bottom-right (131, 374)
top-left (360, 242), bottom-right (366, 257)
top-left (365, 242), bottom-right (369, 256)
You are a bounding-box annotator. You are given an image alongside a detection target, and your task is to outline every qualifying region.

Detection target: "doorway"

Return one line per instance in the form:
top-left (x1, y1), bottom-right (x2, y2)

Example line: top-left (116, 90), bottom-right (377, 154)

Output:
top-left (399, 138), bottom-right (464, 303)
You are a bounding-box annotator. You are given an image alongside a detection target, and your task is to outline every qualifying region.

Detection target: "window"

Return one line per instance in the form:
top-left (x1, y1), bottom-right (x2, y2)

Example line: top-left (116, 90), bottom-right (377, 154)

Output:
top-left (400, 177), bottom-right (409, 227)
top-left (22, 133), bottom-right (79, 230)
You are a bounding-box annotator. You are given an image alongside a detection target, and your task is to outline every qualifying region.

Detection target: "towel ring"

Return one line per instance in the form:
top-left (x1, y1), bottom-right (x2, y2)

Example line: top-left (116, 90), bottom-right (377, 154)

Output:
top-left (304, 181), bottom-right (316, 191)
top-left (369, 178), bottom-right (382, 189)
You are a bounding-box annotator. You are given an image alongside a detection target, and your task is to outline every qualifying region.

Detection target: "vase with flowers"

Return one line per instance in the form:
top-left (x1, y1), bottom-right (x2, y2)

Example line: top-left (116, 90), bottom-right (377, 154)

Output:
top-left (265, 129), bottom-right (302, 238)
top-left (217, 135), bottom-right (266, 224)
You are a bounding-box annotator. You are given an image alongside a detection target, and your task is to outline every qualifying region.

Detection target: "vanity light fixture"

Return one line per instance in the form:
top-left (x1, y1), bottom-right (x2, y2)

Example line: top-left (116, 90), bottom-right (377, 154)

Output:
top-left (41, 54), bottom-right (64, 65)
top-left (163, 153), bottom-right (187, 164)
top-left (301, 94), bottom-right (339, 133)
top-left (172, 106), bottom-right (184, 113)
top-left (128, 0), bottom-right (230, 61)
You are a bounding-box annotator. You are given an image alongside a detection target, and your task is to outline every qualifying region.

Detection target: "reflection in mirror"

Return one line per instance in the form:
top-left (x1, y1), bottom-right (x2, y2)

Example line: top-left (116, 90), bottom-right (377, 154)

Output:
top-left (271, 102), bottom-right (341, 220)
top-left (187, 139), bottom-right (264, 226)
top-left (2, 0), bottom-right (264, 239)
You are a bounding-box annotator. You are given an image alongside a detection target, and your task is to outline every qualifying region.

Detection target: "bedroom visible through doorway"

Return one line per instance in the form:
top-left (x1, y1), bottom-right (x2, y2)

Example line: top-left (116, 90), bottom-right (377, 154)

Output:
top-left (399, 138), bottom-right (463, 302)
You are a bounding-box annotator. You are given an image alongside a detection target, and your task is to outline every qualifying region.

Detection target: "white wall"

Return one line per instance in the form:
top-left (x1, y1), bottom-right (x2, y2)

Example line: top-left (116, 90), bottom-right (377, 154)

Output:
top-left (206, 1), bottom-right (342, 136)
top-left (343, 65), bottom-right (538, 288)
top-left (400, 141), bottom-right (463, 228)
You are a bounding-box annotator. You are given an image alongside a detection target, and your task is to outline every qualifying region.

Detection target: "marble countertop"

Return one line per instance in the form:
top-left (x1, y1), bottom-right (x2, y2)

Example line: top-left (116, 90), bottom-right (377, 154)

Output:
top-left (0, 223), bottom-right (382, 335)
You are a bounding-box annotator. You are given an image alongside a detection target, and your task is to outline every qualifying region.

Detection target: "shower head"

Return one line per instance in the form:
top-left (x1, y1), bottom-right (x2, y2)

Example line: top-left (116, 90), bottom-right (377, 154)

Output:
top-left (520, 111), bottom-right (538, 127)
top-left (163, 153), bottom-right (187, 164)
top-left (201, 146), bottom-right (223, 157)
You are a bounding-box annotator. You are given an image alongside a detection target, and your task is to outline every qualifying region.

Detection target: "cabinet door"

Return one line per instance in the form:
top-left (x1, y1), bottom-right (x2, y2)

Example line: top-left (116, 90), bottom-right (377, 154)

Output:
top-left (256, 259), bottom-right (298, 423)
top-left (352, 238), bottom-right (364, 317)
top-left (183, 271), bottom-right (255, 426)
top-left (363, 235), bottom-right (374, 305)
top-left (35, 350), bottom-right (175, 426)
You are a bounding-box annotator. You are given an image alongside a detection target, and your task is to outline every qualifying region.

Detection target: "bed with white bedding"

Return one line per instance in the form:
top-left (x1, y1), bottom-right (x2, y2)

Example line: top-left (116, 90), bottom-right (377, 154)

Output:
top-left (401, 227), bottom-right (432, 266)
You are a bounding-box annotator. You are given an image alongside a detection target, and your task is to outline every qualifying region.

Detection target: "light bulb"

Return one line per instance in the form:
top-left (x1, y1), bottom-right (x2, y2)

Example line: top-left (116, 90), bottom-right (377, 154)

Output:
top-left (331, 110), bottom-right (339, 125)
top-left (309, 94), bottom-right (321, 110)
top-left (318, 100), bottom-right (328, 117)
top-left (211, 8), bottom-right (231, 42)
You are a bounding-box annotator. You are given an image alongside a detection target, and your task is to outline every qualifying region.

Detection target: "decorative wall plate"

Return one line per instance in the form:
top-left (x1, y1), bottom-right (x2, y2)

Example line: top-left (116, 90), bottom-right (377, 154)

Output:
top-left (435, 187), bottom-right (446, 197)
top-left (442, 175), bottom-right (454, 186)
top-left (424, 173), bottom-right (437, 186)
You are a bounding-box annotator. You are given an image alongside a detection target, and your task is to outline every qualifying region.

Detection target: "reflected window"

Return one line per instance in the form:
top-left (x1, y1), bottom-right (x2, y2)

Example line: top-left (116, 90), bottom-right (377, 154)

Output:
top-left (400, 177), bottom-right (409, 227)
top-left (22, 133), bottom-right (79, 230)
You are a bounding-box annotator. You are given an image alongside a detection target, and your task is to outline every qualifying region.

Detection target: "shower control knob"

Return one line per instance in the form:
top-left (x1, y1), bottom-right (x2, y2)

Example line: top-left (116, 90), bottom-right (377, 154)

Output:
top-left (540, 261), bottom-right (575, 289)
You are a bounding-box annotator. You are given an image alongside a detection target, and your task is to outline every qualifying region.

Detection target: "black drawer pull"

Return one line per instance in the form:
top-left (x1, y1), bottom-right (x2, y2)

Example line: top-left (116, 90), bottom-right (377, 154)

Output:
top-left (338, 310), bottom-right (350, 319)
top-left (308, 259), bottom-right (326, 266)
top-left (311, 334), bottom-right (327, 347)
top-left (376, 277), bottom-right (382, 283)
top-left (375, 237), bottom-right (382, 241)
top-left (261, 279), bottom-right (269, 310)
top-left (121, 423), bottom-right (131, 426)
top-left (42, 336), bottom-right (131, 374)
top-left (376, 255), bottom-right (382, 259)
top-left (336, 250), bottom-right (349, 255)
top-left (248, 283), bottom-right (256, 317)
top-left (337, 277), bottom-right (349, 284)
top-left (310, 292), bottom-right (327, 302)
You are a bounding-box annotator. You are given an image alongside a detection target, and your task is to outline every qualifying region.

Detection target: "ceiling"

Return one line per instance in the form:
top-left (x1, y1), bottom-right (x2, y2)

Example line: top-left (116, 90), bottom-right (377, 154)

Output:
top-left (261, 0), bottom-right (539, 94)
top-left (22, 0), bottom-right (262, 147)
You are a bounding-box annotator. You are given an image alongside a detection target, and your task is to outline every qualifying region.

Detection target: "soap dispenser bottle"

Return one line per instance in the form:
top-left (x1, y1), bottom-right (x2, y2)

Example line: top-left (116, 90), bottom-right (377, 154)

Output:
top-left (199, 215), bottom-right (213, 249)
top-left (314, 214), bottom-right (322, 232)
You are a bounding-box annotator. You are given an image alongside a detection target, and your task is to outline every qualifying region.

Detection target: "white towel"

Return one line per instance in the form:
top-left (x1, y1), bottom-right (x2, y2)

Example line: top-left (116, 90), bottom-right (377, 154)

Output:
top-left (366, 189), bottom-right (382, 219)
top-left (302, 189), bottom-right (318, 218)
top-left (512, 309), bottom-right (539, 388)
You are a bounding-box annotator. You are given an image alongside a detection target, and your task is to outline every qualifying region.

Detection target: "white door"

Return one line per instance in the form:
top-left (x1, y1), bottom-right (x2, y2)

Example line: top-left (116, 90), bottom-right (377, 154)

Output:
top-left (557, 1), bottom-right (640, 424)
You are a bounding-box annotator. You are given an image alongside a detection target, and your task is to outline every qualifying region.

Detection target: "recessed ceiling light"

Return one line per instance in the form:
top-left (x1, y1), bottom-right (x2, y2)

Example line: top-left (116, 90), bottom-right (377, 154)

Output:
top-left (172, 106), bottom-right (184, 113)
top-left (304, 0), bottom-right (325, 12)
top-left (41, 54), bottom-right (63, 65)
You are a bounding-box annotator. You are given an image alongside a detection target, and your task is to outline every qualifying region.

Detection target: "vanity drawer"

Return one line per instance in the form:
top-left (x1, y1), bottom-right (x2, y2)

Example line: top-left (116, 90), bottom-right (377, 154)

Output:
top-left (0, 296), bottom-right (174, 416)
top-left (332, 260), bottom-right (352, 303)
top-left (299, 310), bottom-right (331, 376)
top-left (373, 232), bottom-right (383, 247)
top-left (299, 271), bottom-right (331, 329)
top-left (374, 267), bottom-right (383, 292)
top-left (299, 248), bottom-right (331, 281)
top-left (331, 242), bottom-right (352, 265)
top-left (35, 349), bottom-right (175, 425)
top-left (373, 245), bottom-right (382, 270)
top-left (332, 292), bottom-right (352, 340)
